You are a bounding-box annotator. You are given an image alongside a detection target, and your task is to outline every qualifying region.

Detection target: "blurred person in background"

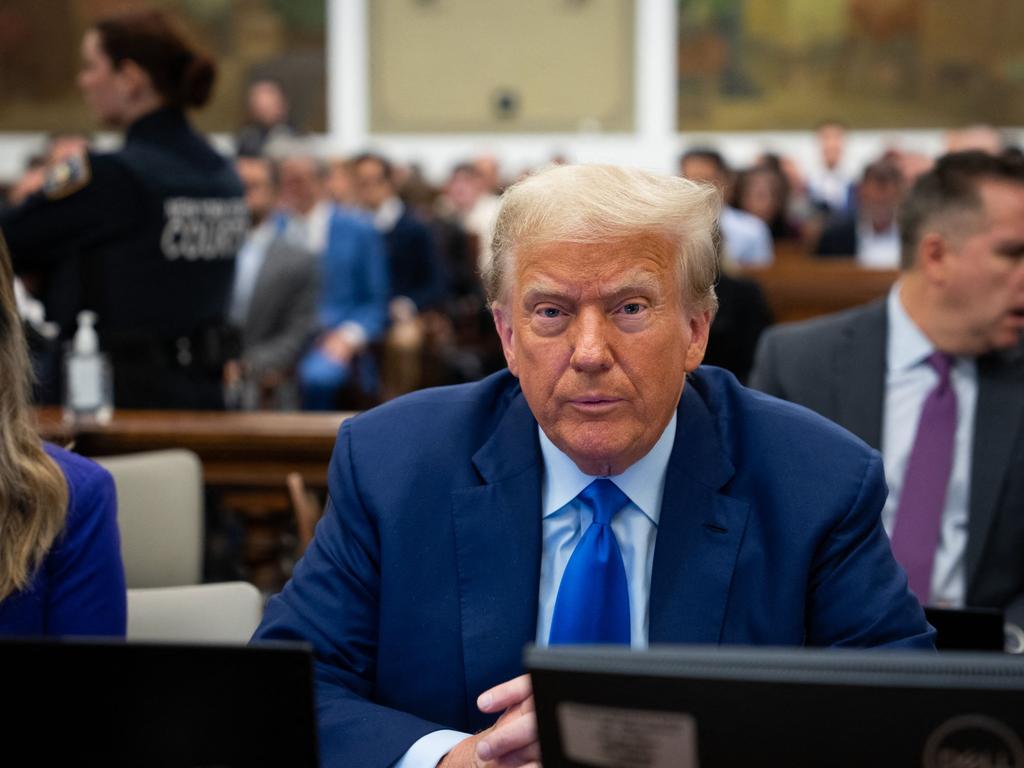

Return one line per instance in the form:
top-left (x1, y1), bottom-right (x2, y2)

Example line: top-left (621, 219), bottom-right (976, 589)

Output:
top-left (353, 152), bottom-right (447, 396)
top-left (443, 162), bottom-right (501, 272)
top-left (275, 154), bottom-right (390, 410)
top-left (0, 235), bottom-right (125, 637)
top-left (324, 157), bottom-right (358, 208)
top-left (224, 156), bottom-right (318, 410)
top-left (733, 160), bottom-right (801, 244)
top-left (0, 9), bottom-right (247, 410)
top-left (680, 148), bottom-right (774, 266)
top-left (806, 119), bottom-right (856, 216)
top-left (235, 78), bottom-right (298, 158)
top-left (815, 158), bottom-right (906, 268)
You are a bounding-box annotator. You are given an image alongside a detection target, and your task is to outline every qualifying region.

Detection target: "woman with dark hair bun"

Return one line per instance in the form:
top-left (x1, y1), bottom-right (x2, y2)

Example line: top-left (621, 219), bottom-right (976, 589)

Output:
top-left (0, 9), bottom-right (247, 409)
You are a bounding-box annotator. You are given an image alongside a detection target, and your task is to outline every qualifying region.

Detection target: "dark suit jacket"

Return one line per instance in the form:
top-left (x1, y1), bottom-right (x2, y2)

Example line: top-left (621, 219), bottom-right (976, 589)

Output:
top-left (750, 299), bottom-right (1024, 625)
top-left (385, 208), bottom-right (447, 310)
top-left (814, 214), bottom-right (858, 257)
top-left (241, 237), bottom-right (318, 376)
top-left (253, 367), bottom-right (932, 767)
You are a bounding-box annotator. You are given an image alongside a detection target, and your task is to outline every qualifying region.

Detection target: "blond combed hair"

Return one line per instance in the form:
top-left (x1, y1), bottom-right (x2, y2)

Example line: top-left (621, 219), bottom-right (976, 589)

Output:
top-left (0, 234), bottom-right (68, 600)
top-left (483, 163), bottom-right (722, 313)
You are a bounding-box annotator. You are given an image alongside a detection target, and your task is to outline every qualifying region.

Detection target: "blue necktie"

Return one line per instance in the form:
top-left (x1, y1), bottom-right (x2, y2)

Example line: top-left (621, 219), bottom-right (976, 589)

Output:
top-left (549, 479), bottom-right (631, 645)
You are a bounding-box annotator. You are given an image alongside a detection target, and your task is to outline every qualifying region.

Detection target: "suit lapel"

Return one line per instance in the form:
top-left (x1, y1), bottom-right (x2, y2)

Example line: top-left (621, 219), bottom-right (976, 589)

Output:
top-left (451, 392), bottom-right (541, 729)
top-left (833, 299), bottom-right (888, 449)
top-left (649, 382), bottom-right (751, 644)
top-left (966, 349), bottom-right (1024, 592)
top-left (246, 239), bottom-right (285, 334)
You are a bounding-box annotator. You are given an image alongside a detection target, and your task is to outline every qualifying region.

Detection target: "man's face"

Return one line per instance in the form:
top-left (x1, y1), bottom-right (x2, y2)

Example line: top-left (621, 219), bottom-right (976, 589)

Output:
top-left (493, 235), bottom-right (711, 476)
top-left (680, 157), bottom-right (725, 192)
top-left (353, 159), bottom-right (393, 212)
top-left (278, 158), bottom-right (320, 216)
top-left (237, 158), bottom-right (275, 224)
top-left (859, 176), bottom-right (903, 230)
top-left (818, 125), bottom-right (845, 169)
top-left (939, 180), bottom-right (1024, 354)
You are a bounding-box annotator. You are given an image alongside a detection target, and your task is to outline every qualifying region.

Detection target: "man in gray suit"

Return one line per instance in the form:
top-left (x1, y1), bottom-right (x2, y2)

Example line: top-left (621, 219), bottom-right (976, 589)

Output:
top-left (225, 156), bottom-right (318, 409)
top-left (750, 151), bottom-right (1024, 640)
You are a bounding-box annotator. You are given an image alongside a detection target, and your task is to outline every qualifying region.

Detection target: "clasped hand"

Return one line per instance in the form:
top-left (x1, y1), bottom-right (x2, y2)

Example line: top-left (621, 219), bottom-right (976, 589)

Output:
top-left (439, 674), bottom-right (540, 768)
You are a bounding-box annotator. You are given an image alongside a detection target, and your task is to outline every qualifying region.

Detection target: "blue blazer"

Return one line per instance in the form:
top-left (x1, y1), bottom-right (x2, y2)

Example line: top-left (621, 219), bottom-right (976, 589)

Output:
top-left (0, 444), bottom-right (126, 637)
top-left (309, 207), bottom-right (390, 341)
top-left (254, 367), bottom-right (933, 767)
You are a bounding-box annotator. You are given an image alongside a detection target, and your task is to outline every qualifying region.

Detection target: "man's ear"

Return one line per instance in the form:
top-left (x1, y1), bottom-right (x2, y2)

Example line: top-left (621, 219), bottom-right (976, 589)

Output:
top-left (917, 232), bottom-right (950, 285)
top-left (491, 304), bottom-right (519, 377)
top-left (684, 308), bottom-right (713, 372)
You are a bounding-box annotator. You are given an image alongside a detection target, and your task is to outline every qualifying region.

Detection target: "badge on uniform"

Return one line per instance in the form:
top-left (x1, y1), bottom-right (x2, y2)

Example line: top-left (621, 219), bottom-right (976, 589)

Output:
top-left (44, 153), bottom-right (92, 200)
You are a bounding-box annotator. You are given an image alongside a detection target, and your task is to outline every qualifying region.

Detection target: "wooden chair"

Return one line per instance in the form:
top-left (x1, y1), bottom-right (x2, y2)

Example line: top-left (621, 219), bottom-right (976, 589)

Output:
top-left (287, 472), bottom-right (322, 555)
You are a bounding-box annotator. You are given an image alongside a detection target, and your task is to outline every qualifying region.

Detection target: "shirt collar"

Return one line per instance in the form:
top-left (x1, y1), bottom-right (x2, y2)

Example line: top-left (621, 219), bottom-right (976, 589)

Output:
top-left (887, 281), bottom-right (936, 374)
top-left (373, 197), bottom-right (404, 232)
top-left (538, 412), bottom-right (676, 525)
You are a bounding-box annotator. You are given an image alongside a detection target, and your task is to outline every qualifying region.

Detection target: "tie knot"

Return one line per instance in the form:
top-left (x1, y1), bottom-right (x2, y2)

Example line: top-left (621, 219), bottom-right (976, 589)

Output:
top-left (578, 479), bottom-right (630, 525)
top-left (928, 351), bottom-right (954, 381)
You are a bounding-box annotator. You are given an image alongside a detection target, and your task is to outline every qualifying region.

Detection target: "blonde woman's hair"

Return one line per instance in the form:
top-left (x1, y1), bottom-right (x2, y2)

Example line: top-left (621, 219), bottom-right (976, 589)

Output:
top-left (483, 163), bottom-right (722, 313)
top-left (0, 234), bottom-right (68, 600)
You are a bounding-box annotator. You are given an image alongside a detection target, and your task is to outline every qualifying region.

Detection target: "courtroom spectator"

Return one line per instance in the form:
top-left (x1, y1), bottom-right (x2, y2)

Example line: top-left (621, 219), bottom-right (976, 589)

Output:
top-left (353, 152), bottom-right (447, 312)
top-left (704, 267), bottom-right (774, 384)
top-left (751, 150), bottom-right (1024, 639)
top-left (0, 9), bottom-right (247, 410)
top-left (0, 234), bottom-right (125, 637)
top-left (733, 162), bottom-right (801, 244)
top-left (253, 164), bottom-right (933, 768)
top-left (814, 158), bottom-right (905, 268)
top-left (324, 157), bottom-right (357, 208)
top-left (224, 156), bottom-right (318, 410)
top-left (353, 152), bottom-right (447, 395)
top-left (236, 78), bottom-right (299, 158)
top-left (473, 152), bottom-right (505, 195)
top-left (680, 148), bottom-right (774, 265)
top-left (275, 154), bottom-right (336, 254)
top-left (276, 154), bottom-right (389, 410)
top-left (806, 119), bottom-right (856, 215)
top-left (443, 161), bottom-right (501, 272)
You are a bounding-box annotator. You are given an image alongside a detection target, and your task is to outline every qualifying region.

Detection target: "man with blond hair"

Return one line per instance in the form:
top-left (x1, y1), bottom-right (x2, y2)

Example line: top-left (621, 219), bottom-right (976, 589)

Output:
top-left (254, 164), bottom-right (932, 767)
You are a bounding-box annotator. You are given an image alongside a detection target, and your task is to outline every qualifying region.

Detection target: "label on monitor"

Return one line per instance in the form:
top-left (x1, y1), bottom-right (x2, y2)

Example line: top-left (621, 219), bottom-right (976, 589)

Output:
top-left (557, 702), bottom-right (698, 768)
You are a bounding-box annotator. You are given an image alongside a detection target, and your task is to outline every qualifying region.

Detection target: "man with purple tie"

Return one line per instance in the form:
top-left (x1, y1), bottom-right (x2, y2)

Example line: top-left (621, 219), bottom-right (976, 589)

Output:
top-left (254, 164), bottom-right (933, 768)
top-left (752, 150), bottom-right (1024, 642)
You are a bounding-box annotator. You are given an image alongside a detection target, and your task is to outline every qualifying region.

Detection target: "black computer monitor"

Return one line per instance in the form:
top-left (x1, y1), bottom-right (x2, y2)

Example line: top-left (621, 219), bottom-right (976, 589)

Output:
top-left (527, 645), bottom-right (1024, 768)
top-left (0, 638), bottom-right (318, 767)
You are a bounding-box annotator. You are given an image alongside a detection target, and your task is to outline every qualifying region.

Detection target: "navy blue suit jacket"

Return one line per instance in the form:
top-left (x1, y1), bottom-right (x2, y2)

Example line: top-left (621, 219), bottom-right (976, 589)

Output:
top-left (253, 367), bottom-right (933, 767)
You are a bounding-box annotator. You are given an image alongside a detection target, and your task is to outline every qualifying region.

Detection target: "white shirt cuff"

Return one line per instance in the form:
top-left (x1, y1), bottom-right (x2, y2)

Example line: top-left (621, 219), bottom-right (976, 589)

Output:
top-left (392, 729), bottom-right (472, 768)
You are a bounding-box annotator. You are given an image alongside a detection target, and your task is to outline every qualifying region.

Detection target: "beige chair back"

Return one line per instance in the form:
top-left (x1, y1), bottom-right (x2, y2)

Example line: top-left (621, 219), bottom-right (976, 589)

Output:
top-left (96, 449), bottom-right (203, 588)
top-left (127, 582), bottom-right (263, 643)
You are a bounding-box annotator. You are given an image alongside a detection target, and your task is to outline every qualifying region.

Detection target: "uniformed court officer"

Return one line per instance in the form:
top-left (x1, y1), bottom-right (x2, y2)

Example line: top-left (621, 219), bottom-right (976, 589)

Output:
top-left (0, 9), bottom-right (247, 409)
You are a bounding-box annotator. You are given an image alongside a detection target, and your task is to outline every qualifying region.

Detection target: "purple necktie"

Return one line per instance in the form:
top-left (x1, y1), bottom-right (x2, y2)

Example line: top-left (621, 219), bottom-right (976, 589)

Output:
top-left (890, 352), bottom-right (957, 603)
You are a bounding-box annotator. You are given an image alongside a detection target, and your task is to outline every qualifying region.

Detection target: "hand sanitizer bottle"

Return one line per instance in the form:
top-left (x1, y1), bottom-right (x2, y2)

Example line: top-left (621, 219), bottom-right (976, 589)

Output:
top-left (63, 310), bottom-right (113, 424)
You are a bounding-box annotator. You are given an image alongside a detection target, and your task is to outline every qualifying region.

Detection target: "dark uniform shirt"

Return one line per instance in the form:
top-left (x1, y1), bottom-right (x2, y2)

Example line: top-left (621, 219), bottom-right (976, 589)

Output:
top-left (0, 108), bottom-right (247, 409)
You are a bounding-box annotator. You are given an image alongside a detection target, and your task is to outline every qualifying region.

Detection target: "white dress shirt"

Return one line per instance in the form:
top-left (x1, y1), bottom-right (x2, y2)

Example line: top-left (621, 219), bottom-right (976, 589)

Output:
top-left (397, 414), bottom-right (677, 767)
top-left (719, 206), bottom-right (774, 266)
top-left (228, 221), bottom-right (275, 327)
top-left (882, 284), bottom-right (977, 607)
top-left (856, 221), bottom-right (901, 269)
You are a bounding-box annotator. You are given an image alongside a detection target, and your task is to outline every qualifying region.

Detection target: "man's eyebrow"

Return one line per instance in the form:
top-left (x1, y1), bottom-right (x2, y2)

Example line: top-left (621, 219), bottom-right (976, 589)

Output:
top-left (994, 240), bottom-right (1024, 258)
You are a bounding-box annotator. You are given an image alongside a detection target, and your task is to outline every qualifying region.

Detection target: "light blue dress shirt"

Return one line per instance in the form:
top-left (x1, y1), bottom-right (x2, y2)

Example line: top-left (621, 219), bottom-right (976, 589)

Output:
top-left (228, 221), bottom-right (274, 327)
top-left (883, 284), bottom-right (977, 607)
top-left (396, 414), bottom-right (677, 767)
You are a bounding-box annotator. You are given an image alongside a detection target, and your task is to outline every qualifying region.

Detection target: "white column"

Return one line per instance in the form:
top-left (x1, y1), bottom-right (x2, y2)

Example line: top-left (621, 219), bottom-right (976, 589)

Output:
top-left (327, 0), bottom-right (369, 152)
top-left (635, 0), bottom-right (678, 167)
